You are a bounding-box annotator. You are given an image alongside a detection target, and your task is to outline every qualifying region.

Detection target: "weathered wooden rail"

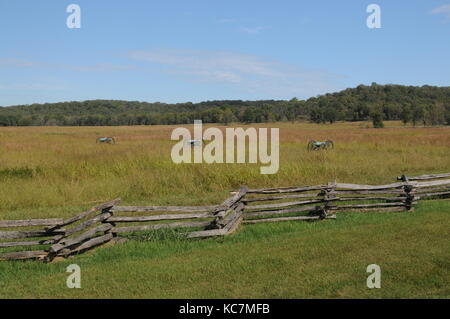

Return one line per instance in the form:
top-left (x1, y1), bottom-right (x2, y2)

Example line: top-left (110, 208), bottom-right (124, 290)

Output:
top-left (241, 180), bottom-right (418, 224)
top-left (0, 199), bottom-right (119, 261)
top-left (1, 172), bottom-right (449, 262)
top-left (397, 173), bottom-right (450, 200)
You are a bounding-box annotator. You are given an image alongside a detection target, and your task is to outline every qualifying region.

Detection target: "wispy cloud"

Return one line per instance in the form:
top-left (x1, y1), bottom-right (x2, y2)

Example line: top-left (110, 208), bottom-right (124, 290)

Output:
top-left (0, 58), bottom-right (135, 72)
top-left (240, 26), bottom-right (270, 35)
top-left (0, 51), bottom-right (342, 99)
top-left (217, 18), bottom-right (235, 24)
top-left (0, 83), bottom-right (67, 91)
top-left (430, 4), bottom-right (450, 19)
top-left (0, 58), bottom-right (47, 68)
top-left (71, 63), bottom-right (136, 72)
top-left (128, 49), bottom-right (341, 97)
top-left (216, 18), bottom-right (270, 35)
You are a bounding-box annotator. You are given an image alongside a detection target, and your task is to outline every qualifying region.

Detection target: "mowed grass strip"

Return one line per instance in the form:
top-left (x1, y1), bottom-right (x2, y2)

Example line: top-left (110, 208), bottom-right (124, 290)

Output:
top-left (0, 200), bottom-right (449, 299)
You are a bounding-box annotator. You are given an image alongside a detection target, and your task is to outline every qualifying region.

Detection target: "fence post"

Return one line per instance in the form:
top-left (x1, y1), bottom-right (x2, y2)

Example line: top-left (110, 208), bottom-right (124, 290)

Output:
top-left (211, 186), bottom-right (248, 230)
top-left (103, 206), bottom-right (117, 239)
top-left (323, 181), bottom-right (337, 218)
top-left (400, 175), bottom-right (415, 212)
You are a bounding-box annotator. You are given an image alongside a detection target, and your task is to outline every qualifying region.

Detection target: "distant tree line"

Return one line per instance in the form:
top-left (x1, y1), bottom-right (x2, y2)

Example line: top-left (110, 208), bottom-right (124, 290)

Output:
top-left (0, 83), bottom-right (449, 127)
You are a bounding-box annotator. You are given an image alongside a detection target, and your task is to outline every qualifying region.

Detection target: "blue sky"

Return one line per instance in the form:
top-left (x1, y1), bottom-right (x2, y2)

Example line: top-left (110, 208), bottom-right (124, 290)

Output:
top-left (0, 0), bottom-right (449, 106)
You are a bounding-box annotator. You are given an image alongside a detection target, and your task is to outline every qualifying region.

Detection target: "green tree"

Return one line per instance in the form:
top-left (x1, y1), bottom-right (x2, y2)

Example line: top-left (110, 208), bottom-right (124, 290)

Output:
top-left (221, 108), bottom-right (237, 125)
top-left (371, 111), bottom-right (384, 128)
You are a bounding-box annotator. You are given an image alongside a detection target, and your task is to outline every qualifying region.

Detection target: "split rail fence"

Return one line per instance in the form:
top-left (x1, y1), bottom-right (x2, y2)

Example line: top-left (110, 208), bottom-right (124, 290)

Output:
top-left (1, 172), bottom-right (449, 262)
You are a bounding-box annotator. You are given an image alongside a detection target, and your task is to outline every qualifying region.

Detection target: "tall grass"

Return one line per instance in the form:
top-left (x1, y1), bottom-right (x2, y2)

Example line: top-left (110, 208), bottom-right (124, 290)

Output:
top-left (0, 121), bottom-right (449, 218)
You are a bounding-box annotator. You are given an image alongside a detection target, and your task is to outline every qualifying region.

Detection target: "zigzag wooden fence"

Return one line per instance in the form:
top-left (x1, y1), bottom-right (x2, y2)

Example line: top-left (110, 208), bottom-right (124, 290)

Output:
top-left (1, 172), bottom-right (449, 262)
top-left (397, 173), bottom-right (450, 200)
top-left (0, 200), bottom-right (120, 261)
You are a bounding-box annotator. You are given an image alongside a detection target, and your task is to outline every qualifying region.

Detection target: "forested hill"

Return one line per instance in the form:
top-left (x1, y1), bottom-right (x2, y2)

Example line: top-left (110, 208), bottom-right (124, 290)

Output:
top-left (0, 83), bottom-right (449, 126)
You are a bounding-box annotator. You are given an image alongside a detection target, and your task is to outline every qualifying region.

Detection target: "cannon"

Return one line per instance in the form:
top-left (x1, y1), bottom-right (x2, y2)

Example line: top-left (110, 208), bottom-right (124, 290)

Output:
top-left (96, 137), bottom-right (116, 144)
top-left (307, 140), bottom-right (334, 151)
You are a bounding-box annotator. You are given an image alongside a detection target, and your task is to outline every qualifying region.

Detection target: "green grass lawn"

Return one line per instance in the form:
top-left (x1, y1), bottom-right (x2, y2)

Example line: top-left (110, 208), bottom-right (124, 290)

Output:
top-left (1, 200), bottom-right (449, 299)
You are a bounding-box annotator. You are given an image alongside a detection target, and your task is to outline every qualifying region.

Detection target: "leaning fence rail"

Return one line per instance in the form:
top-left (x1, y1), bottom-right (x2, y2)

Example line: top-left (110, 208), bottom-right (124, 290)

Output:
top-left (241, 180), bottom-right (417, 224)
top-left (398, 173), bottom-right (450, 181)
top-left (398, 173), bottom-right (450, 200)
top-left (1, 172), bottom-right (449, 262)
top-left (0, 199), bottom-right (119, 261)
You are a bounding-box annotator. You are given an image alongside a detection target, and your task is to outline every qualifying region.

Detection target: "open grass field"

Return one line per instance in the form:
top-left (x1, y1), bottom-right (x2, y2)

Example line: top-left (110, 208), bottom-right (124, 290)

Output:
top-left (1, 121), bottom-right (450, 218)
top-left (0, 121), bottom-right (449, 298)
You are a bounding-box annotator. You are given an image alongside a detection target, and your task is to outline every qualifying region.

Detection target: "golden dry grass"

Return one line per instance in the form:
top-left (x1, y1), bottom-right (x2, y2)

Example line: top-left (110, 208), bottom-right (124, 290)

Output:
top-left (0, 121), bottom-right (449, 218)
